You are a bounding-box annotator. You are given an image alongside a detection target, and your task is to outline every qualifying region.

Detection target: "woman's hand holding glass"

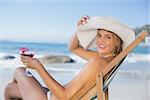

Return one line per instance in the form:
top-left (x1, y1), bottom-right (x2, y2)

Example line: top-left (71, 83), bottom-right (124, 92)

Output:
top-left (19, 47), bottom-right (42, 76)
top-left (20, 55), bottom-right (42, 71)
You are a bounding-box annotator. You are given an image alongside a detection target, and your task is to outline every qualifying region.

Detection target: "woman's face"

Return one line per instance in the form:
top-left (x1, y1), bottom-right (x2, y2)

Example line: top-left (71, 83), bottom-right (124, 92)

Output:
top-left (96, 29), bottom-right (116, 55)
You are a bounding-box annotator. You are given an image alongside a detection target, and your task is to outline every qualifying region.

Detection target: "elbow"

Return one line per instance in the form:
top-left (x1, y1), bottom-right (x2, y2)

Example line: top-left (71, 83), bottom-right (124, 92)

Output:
top-left (67, 44), bottom-right (76, 52)
top-left (69, 48), bottom-right (76, 53)
top-left (68, 46), bottom-right (73, 52)
top-left (58, 95), bottom-right (67, 100)
top-left (57, 87), bottom-right (72, 100)
top-left (57, 89), bottom-right (69, 100)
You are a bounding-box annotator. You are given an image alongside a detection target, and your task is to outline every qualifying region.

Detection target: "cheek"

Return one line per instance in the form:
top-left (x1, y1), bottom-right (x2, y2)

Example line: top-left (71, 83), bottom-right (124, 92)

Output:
top-left (106, 41), bottom-right (110, 44)
top-left (96, 38), bottom-right (101, 44)
top-left (106, 40), bottom-right (113, 46)
top-left (107, 40), bottom-right (115, 50)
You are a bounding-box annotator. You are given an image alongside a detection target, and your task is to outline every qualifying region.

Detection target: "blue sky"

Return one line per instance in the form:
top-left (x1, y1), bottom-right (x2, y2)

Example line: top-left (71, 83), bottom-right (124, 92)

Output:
top-left (0, 0), bottom-right (149, 43)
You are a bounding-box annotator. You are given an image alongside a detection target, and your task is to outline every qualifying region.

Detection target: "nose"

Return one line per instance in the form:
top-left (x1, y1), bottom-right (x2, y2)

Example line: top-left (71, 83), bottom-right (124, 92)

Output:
top-left (96, 37), bottom-right (105, 44)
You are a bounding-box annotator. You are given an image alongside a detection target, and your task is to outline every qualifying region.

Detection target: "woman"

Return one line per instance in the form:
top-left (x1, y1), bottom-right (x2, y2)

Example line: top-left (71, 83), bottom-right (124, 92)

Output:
top-left (4, 16), bottom-right (135, 100)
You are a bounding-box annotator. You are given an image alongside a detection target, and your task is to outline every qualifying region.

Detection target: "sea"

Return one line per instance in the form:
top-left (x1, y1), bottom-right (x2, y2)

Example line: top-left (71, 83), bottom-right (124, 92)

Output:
top-left (0, 41), bottom-right (87, 69)
top-left (0, 41), bottom-right (150, 79)
top-left (0, 40), bottom-right (150, 69)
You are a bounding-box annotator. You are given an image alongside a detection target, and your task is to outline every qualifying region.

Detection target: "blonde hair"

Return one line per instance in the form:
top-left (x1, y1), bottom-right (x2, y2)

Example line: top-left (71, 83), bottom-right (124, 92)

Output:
top-left (112, 33), bottom-right (123, 56)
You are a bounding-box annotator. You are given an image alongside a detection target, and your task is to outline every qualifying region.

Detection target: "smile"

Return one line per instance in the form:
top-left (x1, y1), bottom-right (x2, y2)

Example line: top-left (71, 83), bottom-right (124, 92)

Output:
top-left (98, 44), bottom-right (107, 49)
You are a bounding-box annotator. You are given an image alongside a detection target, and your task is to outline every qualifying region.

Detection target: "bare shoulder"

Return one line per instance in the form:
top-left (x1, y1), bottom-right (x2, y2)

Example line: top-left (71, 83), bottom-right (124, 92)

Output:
top-left (64, 55), bottom-right (108, 99)
top-left (88, 55), bottom-right (108, 66)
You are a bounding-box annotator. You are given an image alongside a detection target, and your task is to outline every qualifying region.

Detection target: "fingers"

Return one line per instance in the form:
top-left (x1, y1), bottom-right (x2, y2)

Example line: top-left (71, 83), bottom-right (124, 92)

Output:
top-left (20, 55), bottom-right (26, 62)
top-left (78, 15), bottom-right (90, 26)
top-left (83, 15), bottom-right (90, 21)
top-left (20, 55), bottom-right (31, 65)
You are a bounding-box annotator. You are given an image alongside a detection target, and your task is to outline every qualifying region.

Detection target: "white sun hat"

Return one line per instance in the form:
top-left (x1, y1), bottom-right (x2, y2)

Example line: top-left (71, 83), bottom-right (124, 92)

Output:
top-left (76, 16), bottom-right (135, 50)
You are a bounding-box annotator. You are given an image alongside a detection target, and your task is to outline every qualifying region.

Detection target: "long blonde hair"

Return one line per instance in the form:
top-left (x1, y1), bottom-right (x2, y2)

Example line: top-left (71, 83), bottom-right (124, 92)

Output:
top-left (112, 33), bottom-right (123, 56)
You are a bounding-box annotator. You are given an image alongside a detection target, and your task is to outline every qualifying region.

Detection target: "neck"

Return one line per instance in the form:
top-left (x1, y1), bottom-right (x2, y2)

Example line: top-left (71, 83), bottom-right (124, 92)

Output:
top-left (98, 53), bottom-right (115, 58)
top-left (98, 53), bottom-right (115, 62)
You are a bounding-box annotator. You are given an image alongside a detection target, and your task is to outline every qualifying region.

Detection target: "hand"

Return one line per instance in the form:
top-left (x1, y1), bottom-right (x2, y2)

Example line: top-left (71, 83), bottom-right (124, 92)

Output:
top-left (77, 15), bottom-right (90, 27)
top-left (20, 55), bottom-right (42, 70)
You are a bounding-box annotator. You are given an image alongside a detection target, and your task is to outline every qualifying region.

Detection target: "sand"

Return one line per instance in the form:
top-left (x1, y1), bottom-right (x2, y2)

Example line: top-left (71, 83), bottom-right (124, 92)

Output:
top-left (0, 62), bottom-right (150, 100)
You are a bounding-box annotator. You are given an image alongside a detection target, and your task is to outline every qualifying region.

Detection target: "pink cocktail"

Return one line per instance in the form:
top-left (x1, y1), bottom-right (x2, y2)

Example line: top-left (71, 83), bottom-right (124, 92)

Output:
top-left (19, 47), bottom-right (35, 76)
top-left (21, 53), bottom-right (34, 57)
top-left (20, 47), bottom-right (34, 57)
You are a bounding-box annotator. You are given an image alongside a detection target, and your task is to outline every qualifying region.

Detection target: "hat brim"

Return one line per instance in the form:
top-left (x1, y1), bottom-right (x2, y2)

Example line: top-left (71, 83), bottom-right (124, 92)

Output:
top-left (77, 16), bottom-right (135, 50)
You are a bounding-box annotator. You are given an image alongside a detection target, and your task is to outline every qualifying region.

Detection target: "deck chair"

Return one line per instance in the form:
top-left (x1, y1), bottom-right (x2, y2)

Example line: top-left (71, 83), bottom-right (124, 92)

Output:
top-left (70, 31), bottom-right (149, 100)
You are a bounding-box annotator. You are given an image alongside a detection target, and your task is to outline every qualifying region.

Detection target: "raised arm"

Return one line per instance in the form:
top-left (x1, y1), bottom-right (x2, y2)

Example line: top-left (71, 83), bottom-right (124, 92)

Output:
top-left (68, 16), bottom-right (98, 60)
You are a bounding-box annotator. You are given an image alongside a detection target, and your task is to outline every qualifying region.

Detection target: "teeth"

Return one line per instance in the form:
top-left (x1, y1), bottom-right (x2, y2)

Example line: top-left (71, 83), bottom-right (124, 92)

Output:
top-left (99, 45), bottom-right (106, 48)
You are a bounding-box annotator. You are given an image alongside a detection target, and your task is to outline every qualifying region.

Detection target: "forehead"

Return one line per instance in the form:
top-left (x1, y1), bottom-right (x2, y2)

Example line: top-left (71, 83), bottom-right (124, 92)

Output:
top-left (97, 29), bottom-right (114, 35)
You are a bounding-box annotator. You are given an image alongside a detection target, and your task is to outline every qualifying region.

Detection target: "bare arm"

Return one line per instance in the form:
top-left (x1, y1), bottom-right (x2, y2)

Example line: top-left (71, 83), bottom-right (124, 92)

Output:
top-left (21, 52), bottom-right (106, 99)
top-left (36, 63), bottom-right (66, 99)
top-left (68, 16), bottom-right (98, 60)
top-left (36, 56), bottom-right (107, 99)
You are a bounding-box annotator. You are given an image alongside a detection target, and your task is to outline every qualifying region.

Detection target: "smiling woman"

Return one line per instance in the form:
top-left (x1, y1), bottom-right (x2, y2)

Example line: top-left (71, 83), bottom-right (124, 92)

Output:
top-left (3, 15), bottom-right (135, 100)
top-left (96, 29), bottom-right (123, 57)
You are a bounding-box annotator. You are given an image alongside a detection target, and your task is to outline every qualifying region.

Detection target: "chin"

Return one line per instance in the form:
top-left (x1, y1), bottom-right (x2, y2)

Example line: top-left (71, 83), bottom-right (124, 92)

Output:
top-left (98, 50), bottom-right (108, 54)
top-left (97, 48), bottom-right (109, 54)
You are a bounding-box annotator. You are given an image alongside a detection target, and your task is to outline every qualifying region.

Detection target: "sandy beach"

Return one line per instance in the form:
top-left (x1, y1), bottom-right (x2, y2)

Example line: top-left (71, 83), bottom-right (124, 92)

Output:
top-left (0, 62), bottom-right (150, 100)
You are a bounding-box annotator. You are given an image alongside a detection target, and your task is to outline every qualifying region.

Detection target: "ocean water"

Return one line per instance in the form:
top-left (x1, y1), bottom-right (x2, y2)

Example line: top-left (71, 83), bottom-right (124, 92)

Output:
top-left (0, 41), bottom-right (149, 54)
top-left (0, 41), bottom-right (150, 69)
top-left (0, 41), bottom-right (69, 55)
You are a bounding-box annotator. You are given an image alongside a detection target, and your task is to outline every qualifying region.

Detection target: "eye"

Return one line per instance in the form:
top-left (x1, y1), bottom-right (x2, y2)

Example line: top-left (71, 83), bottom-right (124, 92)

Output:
top-left (107, 36), bottom-right (111, 39)
top-left (97, 33), bottom-right (101, 38)
top-left (105, 34), bottom-right (112, 39)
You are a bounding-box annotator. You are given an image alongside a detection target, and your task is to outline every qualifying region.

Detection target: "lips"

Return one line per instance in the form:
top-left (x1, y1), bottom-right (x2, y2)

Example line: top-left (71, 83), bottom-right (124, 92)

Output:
top-left (98, 44), bottom-right (107, 49)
